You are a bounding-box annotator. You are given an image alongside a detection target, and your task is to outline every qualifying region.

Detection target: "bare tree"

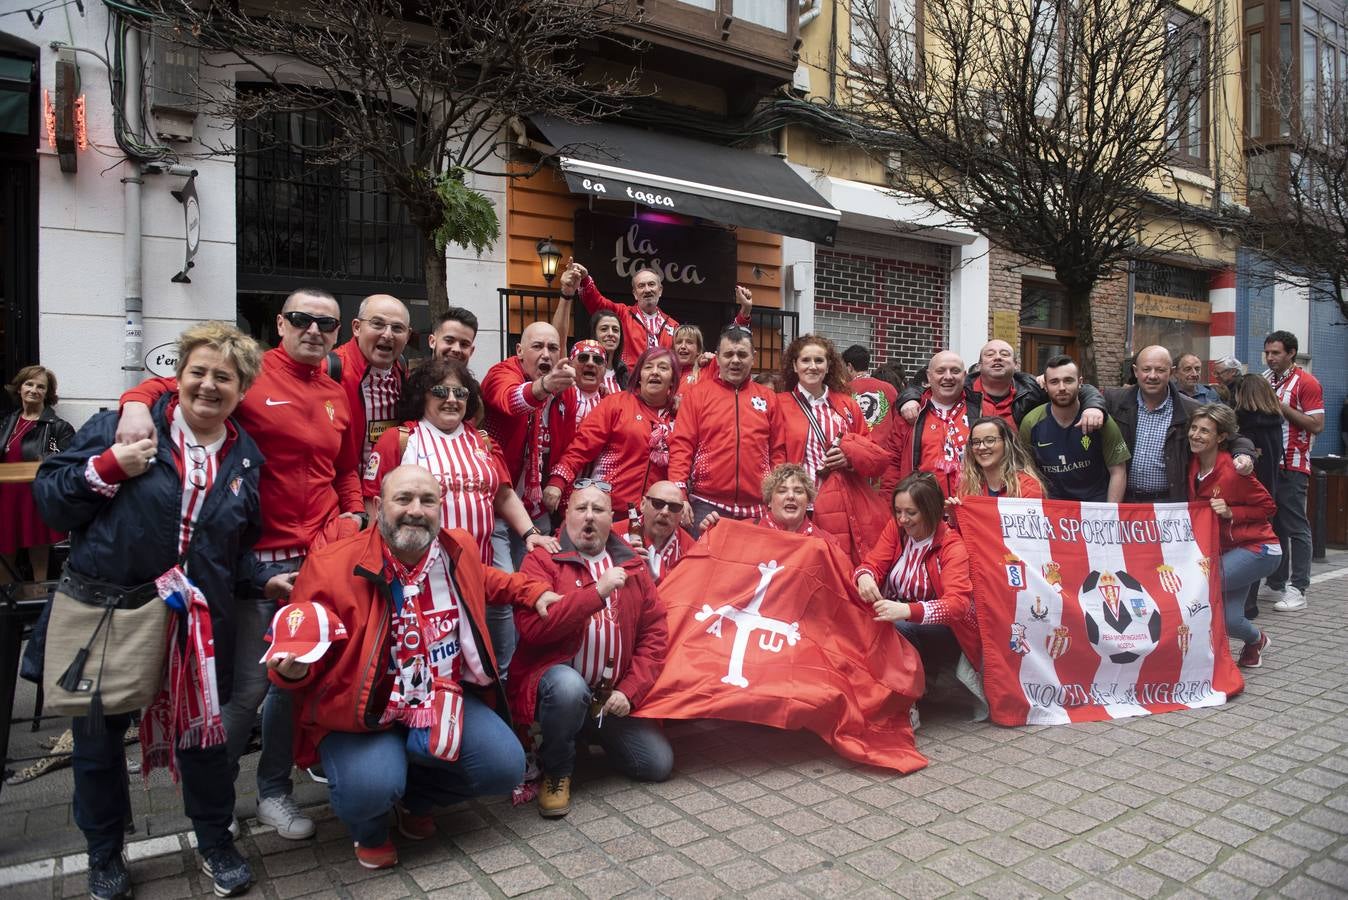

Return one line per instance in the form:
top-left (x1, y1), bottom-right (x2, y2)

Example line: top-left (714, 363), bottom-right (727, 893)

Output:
top-left (141, 0), bottom-right (641, 315)
top-left (830, 0), bottom-right (1231, 381)
top-left (1244, 80), bottom-right (1348, 321)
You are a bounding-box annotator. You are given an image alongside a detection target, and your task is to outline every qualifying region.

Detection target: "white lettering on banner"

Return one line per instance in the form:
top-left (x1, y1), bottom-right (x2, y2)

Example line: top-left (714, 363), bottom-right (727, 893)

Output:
top-left (580, 177), bottom-right (608, 194)
top-left (612, 224), bottom-right (707, 286)
top-left (695, 561), bottom-right (798, 689)
top-left (625, 185), bottom-right (676, 207)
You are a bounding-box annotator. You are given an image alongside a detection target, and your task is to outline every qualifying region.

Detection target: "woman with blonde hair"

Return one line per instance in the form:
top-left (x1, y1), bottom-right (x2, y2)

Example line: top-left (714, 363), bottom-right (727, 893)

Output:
top-left (955, 416), bottom-right (1045, 500)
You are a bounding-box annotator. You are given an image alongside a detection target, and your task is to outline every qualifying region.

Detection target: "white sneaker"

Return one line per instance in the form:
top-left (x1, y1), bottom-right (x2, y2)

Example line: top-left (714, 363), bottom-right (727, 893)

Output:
top-left (256, 795), bottom-right (316, 840)
top-left (955, 654), bottom-right (990, 723)
top-left (1258, 584), bottom-right (1283, 602)
top-left (909, 704), bottom-right (921, 731)
top-left (1273, 587), bottom-right (1308, 612)
top-left (228, 817), bottom-right (240, 839)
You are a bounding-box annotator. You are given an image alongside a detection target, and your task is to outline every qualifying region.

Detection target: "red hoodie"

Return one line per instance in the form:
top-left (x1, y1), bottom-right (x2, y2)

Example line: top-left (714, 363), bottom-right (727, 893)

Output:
top-left (1187, 451), bottom-right (1279, 552)
top-left (667, 375), bottom-right (786, 516)
top-left (547, 391), bottom-right (674, 514)
top-left (121, 348), bottom-right (362, 552)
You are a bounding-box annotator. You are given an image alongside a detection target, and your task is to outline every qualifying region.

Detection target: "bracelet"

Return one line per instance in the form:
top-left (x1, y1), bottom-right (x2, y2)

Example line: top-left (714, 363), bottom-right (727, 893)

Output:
top-left (522, 526), bottom-right (541, 539)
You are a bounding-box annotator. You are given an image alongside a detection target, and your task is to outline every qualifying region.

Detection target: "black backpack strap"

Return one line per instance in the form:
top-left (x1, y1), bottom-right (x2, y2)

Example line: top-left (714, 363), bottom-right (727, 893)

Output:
top-left (325, 351), bottom-right (343, 383)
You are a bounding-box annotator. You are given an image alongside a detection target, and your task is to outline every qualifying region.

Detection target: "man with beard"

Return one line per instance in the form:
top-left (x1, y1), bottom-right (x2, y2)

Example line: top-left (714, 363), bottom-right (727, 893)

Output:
top-left (1019, 356), bottom-right (1130, 502)
top-left (612, 480), bottom-right (696, 583)
top-left (428, 307), bottom-right (478, 366)
top-left (668, 325), bottom-right (786, 533)
top-left (513, 483), bottom-right (672, 818)
top-left (326, 294), bottom-right (412, 467)
top-left (895, 339), bottom-right (1106, 433)
top-left (267, 466), bottom-right (560, 869)
top-left (482, 322), bottom-right (578, 673)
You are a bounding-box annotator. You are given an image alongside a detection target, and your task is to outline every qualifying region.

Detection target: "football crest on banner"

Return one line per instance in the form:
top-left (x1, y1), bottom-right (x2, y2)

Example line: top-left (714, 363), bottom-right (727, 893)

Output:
top-left (1197, 557), bottom-right (1211, 579)
top-left (1030, 596), bottom-right (1049, 621)
top-left (1156, 564), bottom-right (1182, 595)
top-left (1080, 569), bottom-right (1162, 664)
top-left (1046, 625), bottom-right (1071, 659)
top-left (1176, 623), bottom-right (1192, 655)
top-left (1010, 622), bottom-right (1031, 655)
top-left (694, 560), bottom-right (799, 688)
top-left (1004, 554), bottom-right (1027, 589)
top-left (1041, 561), bottom-right (1063, 591)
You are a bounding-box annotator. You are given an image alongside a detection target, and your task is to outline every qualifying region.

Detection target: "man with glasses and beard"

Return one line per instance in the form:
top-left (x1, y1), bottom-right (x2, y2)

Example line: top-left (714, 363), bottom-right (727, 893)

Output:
top-left (267, 465), bottom-right (561, 869)
top-left (116, 287), bottom-right (364, 840)
top-left (612, 480), bottom-right (696, 583)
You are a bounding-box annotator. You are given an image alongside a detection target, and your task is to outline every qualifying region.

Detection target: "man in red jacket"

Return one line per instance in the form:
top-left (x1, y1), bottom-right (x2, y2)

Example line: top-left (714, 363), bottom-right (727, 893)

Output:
top-left (327, 294), bottom-right (411, 466)
top-left (560, 263), bottom-right (677, 370)
top-left (612, 481), bottom-right (696, 583)
top-left (267, 465), bottom-right (560, 869)
top-left (668, 324), bottom-right (786, 533)
top-left (515, 483), bottom-right (672, 818)
top-left (116, 287), bottom-right (363, 840)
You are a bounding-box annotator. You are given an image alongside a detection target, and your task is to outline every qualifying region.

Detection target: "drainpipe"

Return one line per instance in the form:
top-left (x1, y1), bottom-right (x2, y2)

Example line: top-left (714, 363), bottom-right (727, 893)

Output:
top-left (121, 25), bottom-right (144, 391)
top-left (800, 0), bottom-right (822, 29)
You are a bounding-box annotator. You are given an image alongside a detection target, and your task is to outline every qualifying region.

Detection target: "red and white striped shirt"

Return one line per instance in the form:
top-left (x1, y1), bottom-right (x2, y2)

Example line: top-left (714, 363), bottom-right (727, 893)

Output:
top-left (884, 535), bottom-right (935, 604)
top-left (796, 386), bottom-right (846, 482)
top-left (404, 420), bottom-right (501, 564)
top-left (361, 366), bottom-right (401, 464)
top-left (170, 408), bottom-right (224, 556)
top-left (573, 552), bottom-right (623, 687)
top-left (603, 369), bottom-right (621, 395)
top-left (1264, 365), bottom-right (1324, 475)
top-left (575, 388), bottom-right (604, 425)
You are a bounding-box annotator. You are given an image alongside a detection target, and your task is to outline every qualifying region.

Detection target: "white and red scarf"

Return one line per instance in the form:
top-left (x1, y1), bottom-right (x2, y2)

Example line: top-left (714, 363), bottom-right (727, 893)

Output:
top-left (647, 406), bottom-right (674, 468)
top-left (929, 398), bottom-right (968, 475)
top-left (141, 567), bottom-right (224, 782)
top-left (380, 541), bottom-right (465, 761)
top-left (522, 398), bottom-right (554, 517)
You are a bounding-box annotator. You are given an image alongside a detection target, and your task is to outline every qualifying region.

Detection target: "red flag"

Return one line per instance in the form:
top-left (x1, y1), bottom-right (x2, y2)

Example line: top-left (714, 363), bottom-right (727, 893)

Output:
top-left (634, 520), bottom-right (927, 773)
top-left (955, 496), bottom-right (1244, 725)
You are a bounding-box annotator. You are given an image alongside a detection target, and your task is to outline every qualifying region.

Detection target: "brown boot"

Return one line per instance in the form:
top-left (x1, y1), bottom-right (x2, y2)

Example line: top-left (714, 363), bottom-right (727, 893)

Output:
top-left (538, 775), bottom-right (572, 818)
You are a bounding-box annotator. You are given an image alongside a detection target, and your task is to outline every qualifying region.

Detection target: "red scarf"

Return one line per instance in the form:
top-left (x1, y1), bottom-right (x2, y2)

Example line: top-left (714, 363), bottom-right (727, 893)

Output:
top-left (646, 405), bottom-right (673, 468)
top-left (929, 398), bottom-right (968, 474)
top-left (380, 541), bottom-right (465, 761)
top-left (141, 567), bottom-right (224, 782)
top-left (523, 399), bottom-right (554, 517)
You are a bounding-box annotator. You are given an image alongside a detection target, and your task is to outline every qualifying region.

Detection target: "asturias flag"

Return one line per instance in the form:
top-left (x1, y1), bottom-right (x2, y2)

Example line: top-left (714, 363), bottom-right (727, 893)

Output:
top-left (634, 520), bottom-right (927, 773)
top-left (955, 497), bottom-right (1244, 725)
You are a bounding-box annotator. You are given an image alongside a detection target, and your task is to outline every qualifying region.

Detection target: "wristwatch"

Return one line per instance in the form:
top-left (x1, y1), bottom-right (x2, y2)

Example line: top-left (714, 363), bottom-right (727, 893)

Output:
top-left (522, 526), bottom-right (541, 540)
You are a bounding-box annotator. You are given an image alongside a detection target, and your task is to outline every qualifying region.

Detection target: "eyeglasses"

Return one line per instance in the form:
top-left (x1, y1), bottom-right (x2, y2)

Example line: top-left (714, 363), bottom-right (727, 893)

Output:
top-left (429, 384), bottom-right (470, 401)
top-left (573, 479), bottom-right (612, 491)
top-left (185, 444), bottom-right (209, 489)
top-left (968, 437), bottom-right (1003, 448)
top-left (573, 352), bottom-right (606, 365)
top-left (643, 496), bottom-right (684, 513)
top-left (282, 311), bottom-right (341, 333)
top-left (360, 318), bottom-right (408, 336)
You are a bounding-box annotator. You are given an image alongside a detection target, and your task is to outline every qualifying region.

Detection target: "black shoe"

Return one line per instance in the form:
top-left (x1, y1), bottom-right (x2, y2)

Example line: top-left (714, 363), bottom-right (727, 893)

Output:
top-left (201, 842), bottom-right (253, 897)
top-left (1245, 600), bottom-right (1259, 620)
top-left (88, 853), bottom-right (132, 900)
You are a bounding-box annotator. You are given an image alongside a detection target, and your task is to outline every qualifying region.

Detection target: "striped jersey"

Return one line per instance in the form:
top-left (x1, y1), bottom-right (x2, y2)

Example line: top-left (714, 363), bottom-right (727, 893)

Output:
top-left (1263, 365), bottom-right (1324, 474)
top-left (403, 421), bottom-right (502, 564)
top-left (360, 365), bottom-right (401, 464)
top-left (572, 552), bottom-right (622, 687)
top-left (796, 386), bottom-right (846, 482)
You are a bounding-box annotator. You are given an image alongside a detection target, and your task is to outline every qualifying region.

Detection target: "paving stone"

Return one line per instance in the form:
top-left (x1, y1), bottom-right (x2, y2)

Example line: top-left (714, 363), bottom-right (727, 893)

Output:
top-left (1017, 857), bottom-right (1082, 893)
top-left (1137, 846), bottom-right (1208, 882)
top-left (923, 849), bottom-right (996, 886)
top-left (1106, 864), bottom-right (1166, 899)
top-left (1188, 870), bottom-right (1262, 900)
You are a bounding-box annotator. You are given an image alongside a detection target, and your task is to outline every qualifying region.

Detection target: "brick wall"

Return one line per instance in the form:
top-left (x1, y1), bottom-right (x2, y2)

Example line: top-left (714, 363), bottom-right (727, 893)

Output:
top-left (813, 239), bottom-right (949, 379)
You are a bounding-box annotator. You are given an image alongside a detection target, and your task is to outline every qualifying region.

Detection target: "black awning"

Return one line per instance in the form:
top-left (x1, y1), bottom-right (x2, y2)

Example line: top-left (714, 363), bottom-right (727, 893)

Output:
top-left (531, 115), bottom-right (839, 246)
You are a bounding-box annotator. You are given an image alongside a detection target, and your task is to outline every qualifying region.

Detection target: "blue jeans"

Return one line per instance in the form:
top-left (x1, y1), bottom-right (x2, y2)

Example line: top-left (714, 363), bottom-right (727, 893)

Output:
top-left (318, 693), bottom-right (524, 847)
top-left (73, 712), bottom-right (234, 861)
top-left (1222, 546), bottom-right (1279, 644)
top-left (535, 665), bottom-right (673, 782)
top-left (489, 511), bottom-right (550, 678)
top-left (895, 621), bottom-right (961, 679)
top-left (223, 592), bottom-right (296, 799)
top-left (1269, 471), bottom-right (1311, 592)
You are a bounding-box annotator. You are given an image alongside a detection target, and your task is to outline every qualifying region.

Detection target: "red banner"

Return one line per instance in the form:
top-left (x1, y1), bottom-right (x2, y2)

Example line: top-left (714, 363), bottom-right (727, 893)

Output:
top-left (635, 521), bottom-right (927, 773)
top-left (955, 497), bottom-right (1244, 725)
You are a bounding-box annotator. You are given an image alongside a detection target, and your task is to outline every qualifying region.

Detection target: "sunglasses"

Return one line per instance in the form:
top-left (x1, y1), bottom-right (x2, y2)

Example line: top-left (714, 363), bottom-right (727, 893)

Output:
top-left (429, 384), bottom-right (470, 401)
top-left (573, 479), bottom-right (612, 492)
top-left (644, 496), bottom-right (684, 514)
top-left (573, 352), bottom-right (606, 365)
top-left (282, 311), bottom-right (341, 333)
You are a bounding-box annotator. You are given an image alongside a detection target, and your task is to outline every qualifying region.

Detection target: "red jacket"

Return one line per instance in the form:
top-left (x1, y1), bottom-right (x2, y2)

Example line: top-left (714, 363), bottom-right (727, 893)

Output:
top-left (270, 526), bottom-right (547, 767)
top-left (855, 520), bottom-right (981, 667)
top-left (1187, 451), bottom-right (1279, 552)
top-left (668, 375), bottom-right (786, 513)
top-left (328, 339), bottom-right (406, 464)
top-left (849, 375), bottom-right (899, 430)
top-left (612, 518), bottom-right (695, 583)
top-left (122, 348), bottom-right (362, 551)
top-left (578, 277), bottom-right (680, 370)
top-left (481, 357), bottom-right (577, 494)
top-left (877, 392), bottom-right (969, 498)
top-left (512, 534), bottom-right (669, 725)
top-left (547, 392), bottom-right (674, 513)
top-left (777, 388), bottom-right (888, 480)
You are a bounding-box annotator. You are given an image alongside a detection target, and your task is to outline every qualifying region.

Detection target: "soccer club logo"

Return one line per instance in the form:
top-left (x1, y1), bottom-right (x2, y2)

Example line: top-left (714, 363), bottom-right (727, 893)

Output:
top-left (1176, 623), bottom-right (1192, 656)
top-left (1045, 625), bottom-right (1071, 659)
top-left (1004, 554), bottom-right (1027, 589)
top-left (285, 606), bottom-right (306, 637)
top-left (1080, 434), bottom-right (1092, 451)
top-left (1156, 564), bottom-right (1183, 595)
top-left (1041, 561), bottom-right (1063, 592)
top-left (324, 400), bottom-right (336, 424)
top-left (1197, 557), bottom-right (1212, 579)
top-left (363, 454), bottom-right (381, 482)
top-left (1079, 569), bottom-right (1162, 664)
top-left (228, 476), bottom-right (243, 496)
top-left (750, 396), bottom-right (769, 413)
top-left (1010, 622), bottom-right (1031, 656)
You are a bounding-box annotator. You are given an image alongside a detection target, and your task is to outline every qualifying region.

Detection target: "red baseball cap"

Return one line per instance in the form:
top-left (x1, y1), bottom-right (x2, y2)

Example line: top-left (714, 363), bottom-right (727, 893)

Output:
top-left (261, 601), bottom-right (349, 664)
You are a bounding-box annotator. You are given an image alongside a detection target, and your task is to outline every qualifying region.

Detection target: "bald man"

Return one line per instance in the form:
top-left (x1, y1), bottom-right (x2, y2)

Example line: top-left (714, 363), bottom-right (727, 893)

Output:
top-left (1105, 345), bottom-right (1255, 501)
top-left (612, 480), bottom-right (697, 582)
top-left (481, 322), bottom-right (579, 673)
top-left (880, 350), bottom-right (973, 497)
top-left (513, 483), bottom-right (672, 818)
top-left (328, 293), bottom-right (412, 466)
top-left (896, 339), bottom-right (1107, 435)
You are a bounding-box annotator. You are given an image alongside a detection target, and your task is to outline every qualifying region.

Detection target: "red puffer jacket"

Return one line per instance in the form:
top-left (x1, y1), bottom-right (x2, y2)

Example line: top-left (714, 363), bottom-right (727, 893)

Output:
top-left (1187, 451), bottom-right (1279, 553)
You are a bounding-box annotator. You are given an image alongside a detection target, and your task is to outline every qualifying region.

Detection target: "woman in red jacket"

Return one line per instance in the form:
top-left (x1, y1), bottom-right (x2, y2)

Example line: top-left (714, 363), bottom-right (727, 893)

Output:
top-left (854, 472), bottom-right (986, 720)
top-left (544, 347), bottom-right (680, 515)
top-left (955, 416), bottom-right (1045, 500)
top-left (1187, 403), bottom-right (1278, 668)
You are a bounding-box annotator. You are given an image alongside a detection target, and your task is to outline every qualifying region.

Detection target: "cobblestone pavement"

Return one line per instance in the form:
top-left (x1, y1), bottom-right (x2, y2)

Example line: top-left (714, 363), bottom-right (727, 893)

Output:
top-left (3, 555), bottom-right (1347, 899)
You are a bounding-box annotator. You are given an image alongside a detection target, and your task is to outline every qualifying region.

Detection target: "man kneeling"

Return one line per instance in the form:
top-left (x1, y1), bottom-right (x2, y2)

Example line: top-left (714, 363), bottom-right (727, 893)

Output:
top-left (515, 482), bottom-right (673, 818)
top-left (267, 466), bottom-right (559, 869)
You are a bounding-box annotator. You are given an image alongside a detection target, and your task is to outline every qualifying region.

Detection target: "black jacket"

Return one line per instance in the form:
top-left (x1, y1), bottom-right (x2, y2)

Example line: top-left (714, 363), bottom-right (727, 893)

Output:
top-left (33, 394), bottom-right (266, 699)
top-left (1105, 384), bottom-right (1255, 501)
top-left (898, 369), bottom-right (1106, 425)
top-left (0, 407), bottom-right (75, 462)
top-left (1238, 409), bottom-right (1284, 497)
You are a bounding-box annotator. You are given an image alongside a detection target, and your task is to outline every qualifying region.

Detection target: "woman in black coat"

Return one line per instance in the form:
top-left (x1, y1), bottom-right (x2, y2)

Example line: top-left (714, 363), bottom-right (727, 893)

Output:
top-left (1234, 374), bottom-right (1285, 619)
top-left (0, 365), bottom-right (74, 581)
